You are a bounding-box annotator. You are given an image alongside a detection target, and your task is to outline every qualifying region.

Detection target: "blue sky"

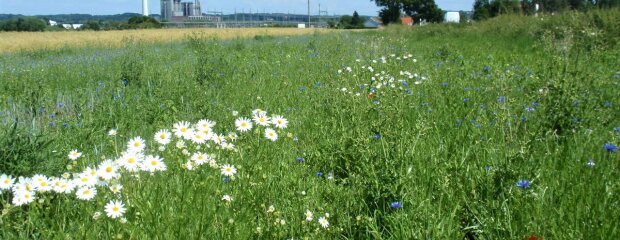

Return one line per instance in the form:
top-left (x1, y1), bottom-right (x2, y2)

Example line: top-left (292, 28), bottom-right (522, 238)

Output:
top-left (0, 0), bottom-right (475, 16)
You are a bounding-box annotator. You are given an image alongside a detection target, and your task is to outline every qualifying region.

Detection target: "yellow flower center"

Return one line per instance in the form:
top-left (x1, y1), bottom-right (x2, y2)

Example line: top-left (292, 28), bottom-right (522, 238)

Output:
top-left (113, 206), bottom-right (120, 212)
top-left (128, 158), bottom-right (135, 163)
top-left (106, 166), bottom-right (113, 173)
top-left (151, 160), bottom-right (158, 166)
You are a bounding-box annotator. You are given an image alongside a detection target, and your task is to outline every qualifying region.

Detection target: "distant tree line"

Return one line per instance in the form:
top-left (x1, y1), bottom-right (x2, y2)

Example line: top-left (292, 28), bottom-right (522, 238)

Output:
top-left (0, 16), bottom-right (161, 32)
top-left (474, 0), bottom-right (620, 20)
top-left (372, 0), bottom-right (444, 24)
top-left (0, 17), bottom-right (47, 32)
top-left (331, 11), bottom-right (366, 29)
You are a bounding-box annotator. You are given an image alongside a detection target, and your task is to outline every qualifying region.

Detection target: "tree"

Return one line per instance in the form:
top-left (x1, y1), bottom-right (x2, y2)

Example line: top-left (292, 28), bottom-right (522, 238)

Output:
top-left (127, 16), bottom-right (161, 29)
top-left (373, 0), bottom-right (444, 23)
top-left (0, 17), bottom-right (46, 32)
top-left (82, 21), bottom-right (101, 31)
top-left (473, 0), bottom-right (491, 20)
top-left (351, 11), bottom-right (363, 28)
top-left (378, 3), bottom-right (401, 24)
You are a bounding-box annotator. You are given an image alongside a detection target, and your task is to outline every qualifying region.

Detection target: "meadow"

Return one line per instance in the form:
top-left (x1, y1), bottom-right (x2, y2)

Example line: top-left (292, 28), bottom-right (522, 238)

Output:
top-left (0, 9), bottom-right (619, 239)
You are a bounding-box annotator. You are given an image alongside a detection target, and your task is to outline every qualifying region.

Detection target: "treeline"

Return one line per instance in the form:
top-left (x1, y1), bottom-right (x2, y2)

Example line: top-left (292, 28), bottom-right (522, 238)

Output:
top-left (0, 16), bottom-right (161, 32)
top-left (0, 17), bottom-right (47, 32)
top-left (331, 11), bottom-right (366, 29)
top-left (474, 0), bottom-right (620, 20)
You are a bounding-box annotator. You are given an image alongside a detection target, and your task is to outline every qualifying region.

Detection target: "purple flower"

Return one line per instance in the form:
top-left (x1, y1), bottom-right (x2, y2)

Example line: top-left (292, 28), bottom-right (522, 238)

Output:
top-left (604, 143), bottom-right (618, 152)
top-left (516, 179), bottom-right (530, 188)
top-left (497, 96), bottom-right (505, 103)
top-left (296, 157), bottom-right (305, 163)
top-left (390, 201), bottom-right (403, 209)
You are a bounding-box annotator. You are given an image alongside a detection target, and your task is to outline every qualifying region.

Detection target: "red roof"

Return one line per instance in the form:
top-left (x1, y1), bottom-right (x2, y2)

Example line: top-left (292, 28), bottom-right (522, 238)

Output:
top-left (401, 16), bottom-right (414, 26)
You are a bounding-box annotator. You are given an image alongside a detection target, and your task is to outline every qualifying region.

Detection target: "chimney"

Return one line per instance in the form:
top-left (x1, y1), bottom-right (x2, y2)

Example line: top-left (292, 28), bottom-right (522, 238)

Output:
top-left (142, 0), bottom-right (149, 16)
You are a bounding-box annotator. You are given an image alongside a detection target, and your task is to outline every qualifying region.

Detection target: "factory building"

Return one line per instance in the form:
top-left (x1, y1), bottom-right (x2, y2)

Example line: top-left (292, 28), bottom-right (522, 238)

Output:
top-left (161, 0), bottom-right (202, 21)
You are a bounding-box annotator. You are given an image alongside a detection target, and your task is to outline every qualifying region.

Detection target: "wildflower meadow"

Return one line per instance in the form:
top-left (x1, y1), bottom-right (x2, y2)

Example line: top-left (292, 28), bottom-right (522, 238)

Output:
top-left (0, 10), bottom-right (619, 239)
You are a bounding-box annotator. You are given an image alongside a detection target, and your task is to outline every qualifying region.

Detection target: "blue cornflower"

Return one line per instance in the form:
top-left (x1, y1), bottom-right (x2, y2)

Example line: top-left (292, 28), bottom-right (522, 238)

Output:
top-left (497, 96), bottom-right (505, 103)
top-left (56, 102), bottom-right (65, 108)
top-left (484, 166), bottom-right (492, 172)
top-left (296, 157), bottom-right (305, 163)
top-left (586, 160), bottom-right (595, 168)
top-left (483, 66), bottom-right (491, 72)
top-left (463, 98), bottom-right (470, 103)
top-left (401, 81), bottom-right (409, 87)
top-left (603, 101), bottom-right (612, 107)
top-left (525, 107), bottom-right (535, 112)
top-left (62, 122), bottom-right (69, 127)
top-left (531, 102), bottom-right (540, 107)
top-left (390, 201), bottom-right (403, 209)
top-left (223, 177), bottom-right (231, 183)
top-left (405, 89), bottom-right (412, 95)
top-left (516, 179), bottom-right (530, 188)
top-left (604, 143), bottom-right (618, 152)
top-left (316, 171), bottom-right (324, 177)
top-left (373, 134), bottom-right (381, 140)
top-left (614, 127), bottom-right (620, 132)
top-left (98, 81), bottom-right (104, 87)
top-left (521, 116), bottom-right (528, 121)
top-left (299, 87), bottom-right (306, 92)
top-left (121, 79), bottom-right (129, 86)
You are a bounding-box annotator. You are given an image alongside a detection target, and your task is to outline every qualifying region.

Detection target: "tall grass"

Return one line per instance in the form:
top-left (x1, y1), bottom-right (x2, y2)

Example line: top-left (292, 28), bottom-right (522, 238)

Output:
top-left (0, 10), bottom-right (619, 239)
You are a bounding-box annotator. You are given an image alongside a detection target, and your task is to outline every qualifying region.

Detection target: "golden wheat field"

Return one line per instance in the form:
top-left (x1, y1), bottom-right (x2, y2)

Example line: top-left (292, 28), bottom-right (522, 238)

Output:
top-left (0, 28), bottom-right (336, 53)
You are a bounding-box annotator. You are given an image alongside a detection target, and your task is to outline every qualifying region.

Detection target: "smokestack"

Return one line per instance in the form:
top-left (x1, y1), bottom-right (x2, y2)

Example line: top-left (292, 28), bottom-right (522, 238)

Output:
top-left (142, 0), bottom-right (149, 16)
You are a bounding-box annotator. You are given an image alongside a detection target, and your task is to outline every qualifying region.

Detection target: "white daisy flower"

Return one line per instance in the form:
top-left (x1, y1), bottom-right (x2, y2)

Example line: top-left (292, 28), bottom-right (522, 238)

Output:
top-left (74, 173), bottom-right (97, 188)
top-left (32, 174), bottom-right (52, 192)
top-left (104, 200), bottom-right (126, 219)
top-left (271, 115), bottom-right (288, 129)
top-left (108, 129), bottom-right (117, 136)
top-left (221, 194), bottom-right (233, 202)
top-left (97, 160), bottom-right (118, 181)
top-left (154, 129), bottom-right (172, 145)
top-left (235, 118), bottom-right (253, 132)
top-left (196, 119), bottom-right (215, 132)
top-left (141, 155), bottom-right (167, 172)
top-left (212, 134), bottom-right (226, 145)
top-left (191, 152), bottom-right (210, 166)
top-left (56, 179), bottom-right (75, 194)
top-left (220, 164), bottom-right (237, 177)
top-left (305, 210), bottom-right (314, 221)
top-left (12, 177), bottom-right (35, 192)
top-left (252, 109), bottom-right (267, 116)
top-left (173, 121), bottom-right (193, 139)
top-left (253, 114), bottom-right (271, 127)
top-left (127, 136), bottom-right (146, 153)
top-left (0, 174), bottom-right (15, 190)
top-left (109, 184), bottom-right (123, 194)
top-left (191, 130), bottom-right (208, 144)
top-left (117, 151), bottom-right (144, 172)
top-left (75, 187), bottom-right (97, 200)
top-left (12, 190), bottom-right (35, 206)
top-left (265, 128), bottom-right (278, 141)
top-left (68, 149), bottom-right (82, 160)
top-left (318, 216), bottom-right (329, 228)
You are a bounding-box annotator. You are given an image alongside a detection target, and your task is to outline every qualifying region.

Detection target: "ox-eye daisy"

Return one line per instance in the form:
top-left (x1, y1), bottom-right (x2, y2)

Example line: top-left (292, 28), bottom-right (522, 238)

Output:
top-left (253, 114), bottom-right (271, 126)
top-left (104, 200), bottom-right (126, 219)
top-left (154, 129), bottom-right (172, 145)
top-left (76, 187), bottom-right (97, 200)
top-left (68, 150), bottom-right (82, 160)
top-left (220, 164), bottom-right (237, 177)
top-left (235, 118), bottom-right (253, 132)
top-left (265, 128), bottom-right (278, 141)
top-left (173, 121), bottom-right (193, 139)
top-left (0, 174), bottom-right (15, 190)
top-left (127, 137), bottom-right (146, 153)
top-left (271, 115), bottom-right (288, 129)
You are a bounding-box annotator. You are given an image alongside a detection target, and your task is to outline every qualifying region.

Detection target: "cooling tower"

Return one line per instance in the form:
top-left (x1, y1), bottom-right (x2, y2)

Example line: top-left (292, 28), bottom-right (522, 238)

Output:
top-left (142, 0), bottom-right (149, 16)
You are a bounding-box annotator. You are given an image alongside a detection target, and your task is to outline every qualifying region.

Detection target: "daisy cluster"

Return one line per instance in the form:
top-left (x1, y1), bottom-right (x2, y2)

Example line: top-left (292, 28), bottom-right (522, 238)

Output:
top-left (337, 53), bottom-right (426, 98)
top-left (0, 109), bottom-right (288, 221)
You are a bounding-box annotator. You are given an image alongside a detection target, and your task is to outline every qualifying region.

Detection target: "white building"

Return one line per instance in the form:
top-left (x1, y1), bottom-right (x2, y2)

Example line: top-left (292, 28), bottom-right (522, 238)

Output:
top-left (49, 20), bottom-right (58, 26)
top-left (444, 12), bottom-right (460, 23)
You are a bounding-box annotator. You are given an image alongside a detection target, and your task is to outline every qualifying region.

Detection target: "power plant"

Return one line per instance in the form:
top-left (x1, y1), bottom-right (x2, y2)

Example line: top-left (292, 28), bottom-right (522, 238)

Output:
top-left (160, 0), bottom-right (203, 21)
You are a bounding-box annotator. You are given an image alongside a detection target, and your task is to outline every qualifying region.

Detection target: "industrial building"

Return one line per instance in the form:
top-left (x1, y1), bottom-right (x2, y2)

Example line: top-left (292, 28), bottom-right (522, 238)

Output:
top-left (160, 0), bottom-right (202, 21)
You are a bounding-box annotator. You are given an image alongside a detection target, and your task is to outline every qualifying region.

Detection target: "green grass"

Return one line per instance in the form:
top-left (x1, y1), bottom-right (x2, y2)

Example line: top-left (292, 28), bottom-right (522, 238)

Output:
top-left (0, 10), bottom-right (619, 239)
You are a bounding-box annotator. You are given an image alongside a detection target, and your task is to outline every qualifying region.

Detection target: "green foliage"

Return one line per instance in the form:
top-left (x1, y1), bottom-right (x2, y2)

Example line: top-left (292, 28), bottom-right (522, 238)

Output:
top-left (337, 11), bottom-right (366, 29)
top-left (374, 0), bottom-right (444, 23)
top-left (379, 3), bottom-right (402, 24)
top-left (0, 9), bottom-right (619, 239)
top-left (127, 16), bottom-right (161, 29)
top-left (0, 123), bottom-right (55, 176)
top-left (0, 17), bottom-right (46, 32)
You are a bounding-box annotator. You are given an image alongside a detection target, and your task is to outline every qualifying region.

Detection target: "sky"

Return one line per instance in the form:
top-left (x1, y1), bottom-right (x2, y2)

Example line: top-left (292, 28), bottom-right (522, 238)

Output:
top-left (0, 0), bottom-right (475, 16)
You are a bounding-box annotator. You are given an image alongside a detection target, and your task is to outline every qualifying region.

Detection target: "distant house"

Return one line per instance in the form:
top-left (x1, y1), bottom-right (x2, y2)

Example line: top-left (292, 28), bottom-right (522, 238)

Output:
top-left (364, 17), bottom-right (382, 28)
top-left (400, 16), bottom-right (414, 26)
top-left (62, 24), bottom-right (73, 30)
top-left (61, 24), bottom-right (84, 30)
top-left (49, 20), bottom-right (58, 26)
